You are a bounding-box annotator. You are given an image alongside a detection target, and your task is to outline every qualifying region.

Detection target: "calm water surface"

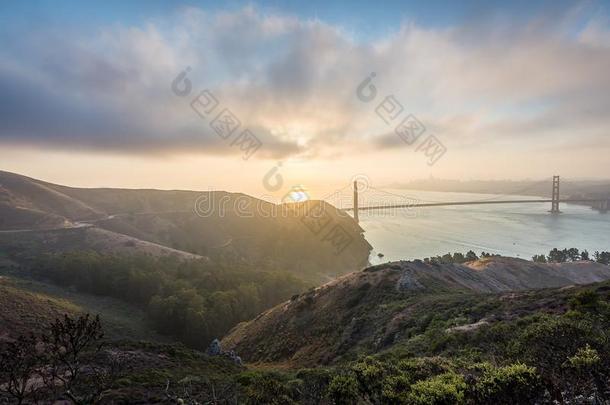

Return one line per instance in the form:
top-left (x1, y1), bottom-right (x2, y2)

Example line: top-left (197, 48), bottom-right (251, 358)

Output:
top-left (353, 189), bottom-right (610, 265)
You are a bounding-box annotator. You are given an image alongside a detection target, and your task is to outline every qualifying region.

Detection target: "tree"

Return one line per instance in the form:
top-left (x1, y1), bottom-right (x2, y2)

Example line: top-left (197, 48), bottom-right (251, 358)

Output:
top-left (532, 255), bottom-right (547, 263)
top-left (566, 248), bottom-right (581, 262)
top-left (0, 334), bottom-right (44, 404)
top-left (33, 252), bottom-right (308, 350)
top-left (41, 314), bottom-right (107, 404)
top-left (1, 314), bottom-right (119, 404)
top-left (465, 251), bottom-right (479, 262)
top-left (594, 251), bottom-right (610, 265)
top-left (452, 252), bottom-right (465, 264)
top-left (547, 248), bottom-right (567, 263)
top-left (480, 252), bottom-right (496, 258)
top-left (441, 253), bottom-right (454, 264)
top-left (581, 250), bottom-right (590, 261)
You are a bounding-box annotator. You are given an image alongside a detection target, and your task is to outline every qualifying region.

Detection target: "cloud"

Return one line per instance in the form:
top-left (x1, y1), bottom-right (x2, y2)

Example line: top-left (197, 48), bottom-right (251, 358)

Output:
top-left (0, 4), bottom-right (609, 161)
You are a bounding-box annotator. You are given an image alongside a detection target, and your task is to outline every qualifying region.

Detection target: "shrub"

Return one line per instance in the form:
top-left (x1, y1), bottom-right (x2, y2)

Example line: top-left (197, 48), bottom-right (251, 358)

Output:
top-left (568, 290), bottom-right (601, 313)
top-left (561, 344), bottom-right (607, 402)
top-left (397, 357), bottom-right (454, 382)
top-left (516, 315), bottom-right (597, 374)
top-left (466, 363), bottom-right (543, 404)
top-left (327, 374), bottom-right (360, 405)
top-left (294, 368), bottom-right (333, 404)
top-left (351, 356), bottom-right (387, 400)
top-left (381, 374), bottom-right (411, 404)
top-left (407, 372), bottom-right (465, 405)
top-left (566, 344), bottom-right (600, 371)
top-left (237, 371), bottom-right (295, 405)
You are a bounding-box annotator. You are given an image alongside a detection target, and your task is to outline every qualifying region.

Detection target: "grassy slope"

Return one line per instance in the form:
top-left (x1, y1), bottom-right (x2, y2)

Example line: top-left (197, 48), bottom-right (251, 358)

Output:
top-left (0, 258), bottom-right (168, 343)
top-left (0, 171), bottom-right (372, 280)
top-left (0, 227), bottom-right (202, 261)
top-left (222, 258), bottom-right (610, 367)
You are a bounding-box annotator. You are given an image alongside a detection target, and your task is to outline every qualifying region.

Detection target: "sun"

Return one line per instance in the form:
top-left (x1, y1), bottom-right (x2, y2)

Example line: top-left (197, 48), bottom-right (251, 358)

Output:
top-left (282, 185), bottom-right (310, 203)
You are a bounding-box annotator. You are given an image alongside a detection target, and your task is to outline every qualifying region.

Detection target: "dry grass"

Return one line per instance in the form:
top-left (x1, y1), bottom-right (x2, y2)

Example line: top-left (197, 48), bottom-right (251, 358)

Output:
top-left (0, 267), bottom-right (170, 343)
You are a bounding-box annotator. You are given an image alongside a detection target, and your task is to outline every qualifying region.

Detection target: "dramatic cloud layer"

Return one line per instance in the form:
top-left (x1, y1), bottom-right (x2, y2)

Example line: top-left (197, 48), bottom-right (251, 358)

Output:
top-left (1, 4), bottom-right (610, 162)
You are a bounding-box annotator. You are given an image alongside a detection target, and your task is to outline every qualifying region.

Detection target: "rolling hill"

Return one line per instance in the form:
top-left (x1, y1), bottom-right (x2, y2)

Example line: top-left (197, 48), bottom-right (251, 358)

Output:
top-left (0, 263), bottom-right (168, 343)
top-left (222, 257), bottom-right (610, 366)
top-left (0, 170), bottom-right (371, 281)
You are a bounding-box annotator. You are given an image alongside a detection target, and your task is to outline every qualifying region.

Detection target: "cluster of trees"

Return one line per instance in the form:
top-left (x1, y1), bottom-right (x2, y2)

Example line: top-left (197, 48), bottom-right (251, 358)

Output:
top-left (423, 248), bottom-right (610, 265)
top-left (422, 251), bottom-right (499, 264)
top-left (0, 314), bottom-right (122, 404)
top-left (420, 247), bottom-right (610, 266)
top-left (532, 248), bottom-right (610, 264)
top-left (31, 253), bottom-right (309, 348)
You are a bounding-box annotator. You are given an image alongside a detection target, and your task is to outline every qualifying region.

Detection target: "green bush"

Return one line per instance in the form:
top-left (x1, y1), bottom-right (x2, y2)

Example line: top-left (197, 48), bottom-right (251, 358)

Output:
top-left (381, 374), bottom-right (412, 404)
top-left (294, 368), bottom-right (333, 404)
top-left (350, 356), bottom-right (387, 400)
top-left (237, 371), bottom-right (295, 405)
top-left (516, 314), bottom-right (597, 373)
top-left (407, 372), bottom-right (465, 405)
top-left (566, 344), bottom-right (600, 370)
top-left (466, 363), bottom-right (543, 404)
top-left (327, 374), bottom-right (360, 405)
top-left (568, 290), bottom-right (601, 313)
top-left (397, 357), bottom-right (454, 382)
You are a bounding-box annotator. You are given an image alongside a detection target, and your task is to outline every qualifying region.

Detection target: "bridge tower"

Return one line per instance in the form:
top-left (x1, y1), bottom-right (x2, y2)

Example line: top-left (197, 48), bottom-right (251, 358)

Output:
top-left (550, 175), bottom-right (561, 214)
top-left (353, 180), bottom-right (359, 223)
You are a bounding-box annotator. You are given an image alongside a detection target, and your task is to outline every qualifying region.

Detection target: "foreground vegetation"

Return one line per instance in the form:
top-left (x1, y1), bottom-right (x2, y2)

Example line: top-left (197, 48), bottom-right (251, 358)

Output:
top-left (227, 283), bottom-right (610, 404)
top-left (2, 248), bottom-right (609, 403)
top-left (3, 282), bottom-right (609, 404)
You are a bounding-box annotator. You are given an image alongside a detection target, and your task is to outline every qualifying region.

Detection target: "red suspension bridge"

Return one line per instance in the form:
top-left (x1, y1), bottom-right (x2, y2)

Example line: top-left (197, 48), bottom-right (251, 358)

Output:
top-left (343, 176), bottom-right (610, 223)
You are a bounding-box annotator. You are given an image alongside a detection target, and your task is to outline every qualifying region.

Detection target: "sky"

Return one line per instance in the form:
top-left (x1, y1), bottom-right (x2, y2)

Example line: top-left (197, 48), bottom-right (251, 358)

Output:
top-left (1, 0), bottom-right (610, 197)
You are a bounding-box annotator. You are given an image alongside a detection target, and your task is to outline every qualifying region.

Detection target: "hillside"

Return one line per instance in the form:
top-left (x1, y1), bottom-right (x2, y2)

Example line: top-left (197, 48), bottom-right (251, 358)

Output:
top-left (0, 268), bottom-right (244, 403)
top-left (3, 253), bottom-right (610, 403)
top-left (0, 227), bottom-right (203, 261)
top-left (0, 171), bottom-right (104, 228)
top-left (0, 171), bottom-right (371, 280)
top-left (222, 257), bottom-right (610, 366)
top-left (0, 265), bottom-right (168, 343)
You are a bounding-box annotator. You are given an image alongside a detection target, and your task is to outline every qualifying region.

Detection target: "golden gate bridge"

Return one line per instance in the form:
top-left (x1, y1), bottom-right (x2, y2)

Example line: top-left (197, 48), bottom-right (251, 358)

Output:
top-left (341, 176), bottom-right (610, 223)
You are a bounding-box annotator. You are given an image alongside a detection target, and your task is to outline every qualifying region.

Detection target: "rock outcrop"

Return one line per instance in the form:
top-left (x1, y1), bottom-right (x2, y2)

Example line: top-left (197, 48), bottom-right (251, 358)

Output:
top-left (205, 338), bottom-right (242, 366)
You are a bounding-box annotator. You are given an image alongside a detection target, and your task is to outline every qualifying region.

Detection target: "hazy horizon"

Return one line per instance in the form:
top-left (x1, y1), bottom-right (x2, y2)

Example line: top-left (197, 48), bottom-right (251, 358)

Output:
top-left (2, 0), bottom-right (610, 196)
